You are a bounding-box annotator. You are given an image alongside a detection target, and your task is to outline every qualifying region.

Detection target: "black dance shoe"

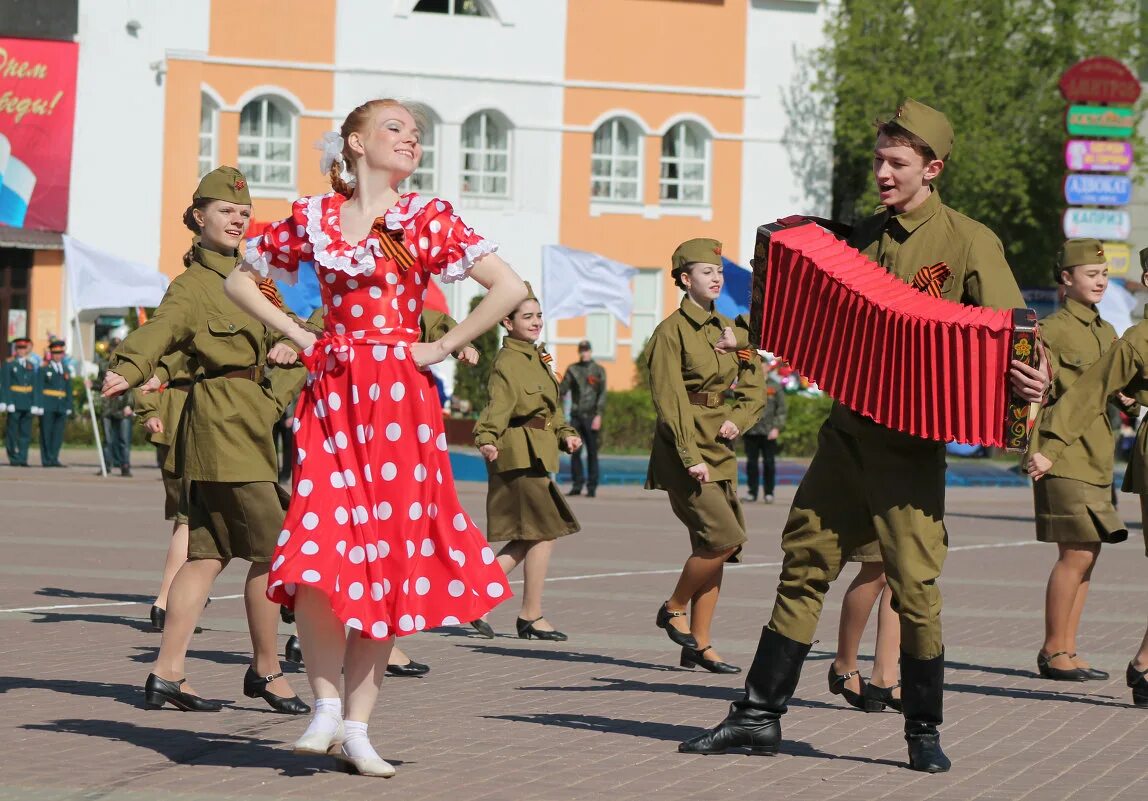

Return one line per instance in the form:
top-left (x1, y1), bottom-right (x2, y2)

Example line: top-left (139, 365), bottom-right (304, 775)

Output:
top-left (143, 674), bottom-right (222, 712)
top-left (242, 667), bottom-right (310, 715)
top-left (386, 659), bottom-right (430, 677)
top-left (470, 619), bottom-right (496, 639)
top-left (284, 634), bottom-right (303, 664)
top-left (1070, 653), bottom-right (1109, 681)
top-left (279, 605), bottom-right (295, 625)
top-left (1127, 662), bottom-right (1148, 707)
top-left (828, 664), bottom-right (877, 711)
top-left (150, 605), bottom-right (165, 632)
top-left (862, 680), bottom-right (902, 713)
top-left (656, 601), bottom-right (698, 649)
top-left (680, 645), bottom-right (741, 674)
top-left (1037, 651), bottom-right (1088, 681)
top-left (517, 617), bottom-right (568, 641)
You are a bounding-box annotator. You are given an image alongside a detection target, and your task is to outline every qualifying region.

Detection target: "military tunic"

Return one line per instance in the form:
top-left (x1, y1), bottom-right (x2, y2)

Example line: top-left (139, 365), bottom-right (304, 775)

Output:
top-left (1038, 319), bottom-right (1148, 555)
top-left (474, 336), bottom-right (581, 542)
top-left (559, 358), bottom-right (607, 493)
top-left (1, 356), bottom-right (37, 465)
top-left (769, 190), bottom-right (1025, 660)
top-left (35, 358), bottom-right (73, 467)
top-left (645, 297), bottom-right (766, 559)
top-left (134, 351), bottom-right (193, 522)
top-left (110, 243), bottom-right (296, 563)
top-left (1028, 298), bottom-right (1125, 543)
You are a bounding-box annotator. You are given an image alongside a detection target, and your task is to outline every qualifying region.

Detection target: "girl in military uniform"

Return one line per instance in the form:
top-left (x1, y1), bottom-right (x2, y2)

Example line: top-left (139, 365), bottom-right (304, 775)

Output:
top-left (1029, 239), bottom-right (1130, 682)
top-left (102, 167), bottom-right (309, 716)
top-left (646, 238), bottom-right (765, 674)
top-left (133, 351), bottom-right (193, 632)
top-left (471, 283), bottom-right (582, 641)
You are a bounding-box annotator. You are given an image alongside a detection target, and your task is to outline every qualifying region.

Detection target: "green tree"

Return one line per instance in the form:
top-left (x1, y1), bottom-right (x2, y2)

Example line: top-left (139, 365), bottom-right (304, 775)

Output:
top-left (788, 0), bottom-right (1142, 288)
top-left (451, 293), bottom-right (502, 414)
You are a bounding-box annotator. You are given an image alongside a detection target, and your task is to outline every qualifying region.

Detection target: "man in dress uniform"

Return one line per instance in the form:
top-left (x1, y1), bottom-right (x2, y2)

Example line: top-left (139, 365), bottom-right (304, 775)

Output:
top-left (560, 339), bottom-right (607, 497)
top-left (2, 337), bottom-right (38, 466)
top-left (35, 339), bottom-right (73, 467)
top-left (741, 361), bottom-right (787, 504)
top-left (680, 99), bottom-right (1050, 772)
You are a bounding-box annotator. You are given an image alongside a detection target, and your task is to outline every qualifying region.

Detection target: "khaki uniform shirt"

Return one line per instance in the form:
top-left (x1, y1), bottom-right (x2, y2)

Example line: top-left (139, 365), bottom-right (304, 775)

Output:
top-left (134, 351), bottom-right (192, 466)
top-left (645, 296), bottom-right (766, 486)
top-left (109, 243), bottom-right (292, 483)
top-left (834, 189), bottom-right (1025, 436)
top-left (559, 360), bottom-right (607, 419)
top-left (474, 336), bottom-right (577, 474)
top-left (1027, 298), bottom-right (1118, 486)
top-left (1039, 319), bottom-right (1148, 492)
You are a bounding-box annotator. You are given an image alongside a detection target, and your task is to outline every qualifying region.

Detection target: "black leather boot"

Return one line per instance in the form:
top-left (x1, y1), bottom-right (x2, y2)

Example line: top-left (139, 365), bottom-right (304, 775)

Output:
top-left (1126, 662), bottom-right (1148, 707)
top-left (901, 651), bottom-right (951, 773)
top-left (678, 627), bottom-right (810, 755)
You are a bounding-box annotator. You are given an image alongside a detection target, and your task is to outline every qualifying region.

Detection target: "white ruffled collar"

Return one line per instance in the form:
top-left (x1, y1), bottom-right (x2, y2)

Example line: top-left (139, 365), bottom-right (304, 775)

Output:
top-left (304, 192), bottom-right (428, 278)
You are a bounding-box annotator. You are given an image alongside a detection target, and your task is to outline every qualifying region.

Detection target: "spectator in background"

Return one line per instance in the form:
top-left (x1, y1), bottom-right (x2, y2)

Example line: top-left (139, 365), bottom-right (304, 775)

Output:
top-left (741, 360), bottom-right (787, 504)
top-left (560, 339), bottom-right (607, 497)
top-left (98, 338), bottom-right (134, 476)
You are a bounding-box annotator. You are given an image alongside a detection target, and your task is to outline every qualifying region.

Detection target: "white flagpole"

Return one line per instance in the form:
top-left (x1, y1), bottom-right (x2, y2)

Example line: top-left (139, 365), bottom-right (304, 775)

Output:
top-left (65, 261), bottom-right (107, 476)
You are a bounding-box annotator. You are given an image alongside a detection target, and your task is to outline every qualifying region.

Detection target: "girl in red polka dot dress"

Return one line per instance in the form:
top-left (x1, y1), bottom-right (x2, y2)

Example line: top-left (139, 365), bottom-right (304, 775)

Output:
top-left (225, 98), bottom-right (528, 778)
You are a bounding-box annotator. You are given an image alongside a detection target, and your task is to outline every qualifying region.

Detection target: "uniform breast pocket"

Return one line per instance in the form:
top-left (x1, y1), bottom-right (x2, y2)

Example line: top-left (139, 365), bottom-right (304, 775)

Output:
top-left (1059, 351), bottom-right (1087, 369)
top-left (206, 315), bottom-right (252, 360)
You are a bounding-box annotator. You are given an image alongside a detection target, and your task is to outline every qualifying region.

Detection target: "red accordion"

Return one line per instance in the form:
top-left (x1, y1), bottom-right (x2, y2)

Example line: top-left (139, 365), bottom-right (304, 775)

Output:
top-left (747, 217), bottom-right (1038, 451)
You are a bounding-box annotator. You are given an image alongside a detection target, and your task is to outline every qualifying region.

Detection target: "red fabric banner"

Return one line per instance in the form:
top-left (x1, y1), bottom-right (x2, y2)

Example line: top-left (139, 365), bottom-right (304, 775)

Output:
top-left (0, 38), bottom-right (79, 232)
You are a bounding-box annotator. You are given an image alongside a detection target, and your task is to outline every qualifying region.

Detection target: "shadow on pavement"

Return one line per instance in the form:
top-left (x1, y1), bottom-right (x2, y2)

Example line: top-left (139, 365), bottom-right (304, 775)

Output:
top-left (515, 675), bottom-right (842, 711)
top-left (946, 681), bottom-right (1127, 707)
top-left (459, 643), bottom-right (679, 672)
top-left (26, 611), bottom-right (155, 632)
top-left (484, 712), bottom-right (902, 766)
top-left (35, 587), bottom-right (154, 604)
top-left (0, 676), bottom-right (147, 706)
top-left (22, 719), bottom-right (332, 775)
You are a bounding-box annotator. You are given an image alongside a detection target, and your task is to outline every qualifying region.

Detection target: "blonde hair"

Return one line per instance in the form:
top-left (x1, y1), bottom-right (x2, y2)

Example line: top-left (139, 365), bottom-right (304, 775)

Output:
top-left (329, 98), bottom-right (429, 198)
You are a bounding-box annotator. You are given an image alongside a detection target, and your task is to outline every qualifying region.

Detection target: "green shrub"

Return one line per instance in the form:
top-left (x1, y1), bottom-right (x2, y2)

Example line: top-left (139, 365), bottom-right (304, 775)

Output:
top-left (451, 293), bottom-right (502, 413)
top-left (600, 388), bottom-right (655, 452)
top-left (776, 393), bottom-right (833, 457)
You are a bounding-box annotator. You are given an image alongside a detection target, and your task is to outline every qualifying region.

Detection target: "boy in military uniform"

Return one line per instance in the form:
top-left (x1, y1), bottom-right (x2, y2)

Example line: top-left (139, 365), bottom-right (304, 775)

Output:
top-left (35, 339), bottom-right (73, 467)
top-left (2, 337), bottom-right (37, 466)
top-left (680, 99), bottom-right (1049, 772)
top-left (560, 339), bottom-right (607, 497)
top-left (741, 361), bottom-right (786, 504)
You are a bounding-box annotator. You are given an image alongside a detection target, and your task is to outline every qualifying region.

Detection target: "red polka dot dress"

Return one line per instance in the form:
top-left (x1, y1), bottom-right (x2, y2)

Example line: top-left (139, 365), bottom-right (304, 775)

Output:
top-left (246, 192), bottom-right (512, 639)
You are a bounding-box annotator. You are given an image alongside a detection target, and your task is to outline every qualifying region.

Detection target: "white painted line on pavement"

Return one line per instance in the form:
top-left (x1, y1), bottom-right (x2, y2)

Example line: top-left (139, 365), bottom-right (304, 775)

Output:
top-left (0, 539), bottom-right (1040, 614)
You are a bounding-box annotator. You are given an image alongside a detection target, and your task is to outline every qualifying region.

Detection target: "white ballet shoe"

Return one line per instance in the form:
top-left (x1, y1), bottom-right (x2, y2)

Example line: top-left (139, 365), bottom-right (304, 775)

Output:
top-left (292, 720), bottom-right (343, 755)
top-left (333, 748), bottom-right (396, 778)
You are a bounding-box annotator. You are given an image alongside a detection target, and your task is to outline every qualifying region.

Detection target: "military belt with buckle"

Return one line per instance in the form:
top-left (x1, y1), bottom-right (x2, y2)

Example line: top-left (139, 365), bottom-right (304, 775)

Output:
top-left (687, 391), bottom-right (721, 408)
top-left (511, 415), bottom-right (550, 431)
top-left (201, 366), bottom-right (265, 383)
top-left (42, 389), bottom-right (67, 398)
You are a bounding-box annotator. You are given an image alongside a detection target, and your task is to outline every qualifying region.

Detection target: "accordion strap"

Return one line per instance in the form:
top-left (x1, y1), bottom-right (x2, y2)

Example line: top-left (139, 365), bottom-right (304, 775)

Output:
top-left (773, 214), bottom-right (854, 240)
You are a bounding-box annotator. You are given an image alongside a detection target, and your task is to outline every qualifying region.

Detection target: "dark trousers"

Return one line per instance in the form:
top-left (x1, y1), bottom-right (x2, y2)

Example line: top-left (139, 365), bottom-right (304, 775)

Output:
top-left (102, 416), bottom-right (132, 469)
top-left (274, 420), bottom-right (294, 480)
top-left (569, 414), bottom-right (599, 491)
top-left (744, 435), bottom-right (778, 496)
top-left (39, 411), bottom-right (67, 466)
top-left (5, 409), bottom-right (32, 464)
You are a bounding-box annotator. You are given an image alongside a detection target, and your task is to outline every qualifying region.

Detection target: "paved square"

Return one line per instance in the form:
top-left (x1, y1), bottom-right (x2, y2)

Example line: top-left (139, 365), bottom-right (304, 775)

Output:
top-left (2, 451), bottom-right (1147, 800)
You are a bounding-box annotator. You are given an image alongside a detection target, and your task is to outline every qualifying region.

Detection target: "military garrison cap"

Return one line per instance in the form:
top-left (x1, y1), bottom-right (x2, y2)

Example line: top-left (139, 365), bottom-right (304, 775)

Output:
top-left (521, 281), bottom-right (538, 302)
top-left (194, 166), bottom-right (251, 205)
top-left (671, 238), bottom-right (723, 278)
top-left (48, 340), bottom-right (66, 353)
top-left (1059, 238), bottom-right (1106, 271)
top-left (11, 337), bottom-right (31, 346)
top-left (885, 98), bottom-right (954, 160)
top-left (577, 339), bottom-right (592, 351)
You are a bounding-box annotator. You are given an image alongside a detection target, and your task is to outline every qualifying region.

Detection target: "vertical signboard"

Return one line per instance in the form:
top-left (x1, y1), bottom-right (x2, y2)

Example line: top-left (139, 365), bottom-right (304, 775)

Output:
top-left (0, 38), bottom-right (79, 232)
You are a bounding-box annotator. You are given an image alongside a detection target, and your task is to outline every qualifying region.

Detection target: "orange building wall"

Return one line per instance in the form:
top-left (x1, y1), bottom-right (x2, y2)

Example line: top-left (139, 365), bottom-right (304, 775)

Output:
top-left (558, 0), bottom-right (747, 388)
top-left (28, 249), bottom-right (64, 352)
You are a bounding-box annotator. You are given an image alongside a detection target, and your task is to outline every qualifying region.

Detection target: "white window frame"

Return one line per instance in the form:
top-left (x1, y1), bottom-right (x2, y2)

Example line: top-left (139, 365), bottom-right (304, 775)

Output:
top-left (659, 121), bottom-right (710, 206)
top-left (410, 0), bottom-right (491, 17)
top-left (625, 269), bottom-right (663, 354)
top-left (460, 110), bottom-right (511, 199)
top-left (198, 93), bottom-right (219, 179)
top-left (584, 312), bottom-right (616, 361)
top-left (238, 96), bottom-right (297, 191)
top-left (401, 109), bottom-right (439, 194)
top-left (591, 116), bottom-right (643, 204)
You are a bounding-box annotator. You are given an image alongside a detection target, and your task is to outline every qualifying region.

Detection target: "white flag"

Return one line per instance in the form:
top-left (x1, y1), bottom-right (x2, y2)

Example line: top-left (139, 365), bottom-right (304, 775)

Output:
top-left (541, 245), bottom-right (638, 324)
top-left (64, 235), bottom-right (170, 311)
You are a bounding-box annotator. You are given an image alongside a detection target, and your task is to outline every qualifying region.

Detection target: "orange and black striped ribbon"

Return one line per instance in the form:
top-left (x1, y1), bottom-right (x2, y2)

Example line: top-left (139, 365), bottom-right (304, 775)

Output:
top-left (911, 262), bottom-right (951, 298)
top-left (736, 348), bottom-right (755, 363)
top-left (374, 223), bottom-right (416, 272)
top-left (258, 278), bottom-right (283, 308)
top-left (538, 346), bottom-right (554, 368)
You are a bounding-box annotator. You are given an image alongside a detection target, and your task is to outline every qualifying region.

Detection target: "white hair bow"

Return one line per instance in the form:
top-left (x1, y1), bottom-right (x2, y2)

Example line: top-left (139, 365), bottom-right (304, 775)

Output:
top-left (316, 131), bottom-right (357, 187)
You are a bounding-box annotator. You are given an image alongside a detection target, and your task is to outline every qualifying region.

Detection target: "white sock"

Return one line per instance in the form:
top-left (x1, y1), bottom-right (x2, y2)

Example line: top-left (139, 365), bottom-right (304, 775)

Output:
top-left (301, 697), bottom-right (342, 740)
top-left (341, 720), bottom-right (379, 760)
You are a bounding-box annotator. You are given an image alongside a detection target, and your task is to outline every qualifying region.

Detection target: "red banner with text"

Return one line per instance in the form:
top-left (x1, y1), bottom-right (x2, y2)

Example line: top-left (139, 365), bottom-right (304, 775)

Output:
top-left (0, 37), bottom-right (78, 233)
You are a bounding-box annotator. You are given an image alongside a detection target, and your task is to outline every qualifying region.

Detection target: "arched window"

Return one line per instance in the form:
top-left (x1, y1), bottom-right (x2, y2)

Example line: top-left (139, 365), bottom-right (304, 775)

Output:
top-left (460, 110), bottom-right (510, 198)
top-left (198, 93), bottom-right (219, 178)
top-left (401, 106), bottom-right (439, 194)
top-left (591, 117), bottom-right (641, 202)
top-left (413, 0), bottom-right (489, 15)
top-left (660, 122), bottom-right (709, 205)
top-left (238, 96), bottom-right (296, 189)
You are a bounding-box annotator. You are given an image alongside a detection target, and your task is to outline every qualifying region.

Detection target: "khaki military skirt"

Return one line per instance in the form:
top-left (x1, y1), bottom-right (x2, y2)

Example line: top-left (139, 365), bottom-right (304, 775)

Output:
top-left (486, 465), bottom-right (581, 542)
top-left (1034, 476), bottom-right (1126, 544)
top-left (846, 539), bottom-right (883, 563)
top-left (154, 444), bottom-right (188, 524)
top-left (186, 480), bottom-right (289, 563)
top-left (667, 479), bottom-right (746, 562)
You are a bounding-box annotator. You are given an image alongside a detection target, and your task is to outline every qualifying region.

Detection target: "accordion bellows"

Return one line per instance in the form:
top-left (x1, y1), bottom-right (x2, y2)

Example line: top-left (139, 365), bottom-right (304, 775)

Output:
top-left (748, 219), bottom-right (1037, 451)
